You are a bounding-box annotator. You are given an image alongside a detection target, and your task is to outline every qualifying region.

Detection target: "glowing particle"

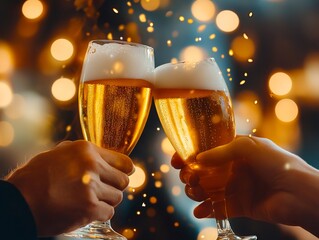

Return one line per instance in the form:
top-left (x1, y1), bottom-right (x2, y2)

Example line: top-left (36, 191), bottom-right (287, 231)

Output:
top-left (254, 100), bottom-right (258, 104)
top-left (113, 8), bottom-right (119, 13)
top-left (107, 33), bottom-right (113, 40)
top-left (147, 26), bottom-right (154, 32)
top-left (216, 10), bottom-right (240, 33)
top-left (128, 8), bottom-right (134, 14)
top-left (248, 59), bottom-right (253, 63)
top-left (127, 194), bottom-right (134, 200)
top-left (229, 49), bottom-right (234, 56)
top-left (160, 164), bottom-right (170, 173)
top-left (240, 80), bottom-right (246, 85)
top-left (66, 125), bottom-right (72, 132)
top-left (179, 16), bottom-right (185, 22)
top-left (252, 128), bottom-right (257, 133)
top-left (143, 193), bottom-right (147, 197)
top-left (249, 12), bottom-right (253, 17)
top-left (243, 33), bottom-right (249, 39)
top-left (209, 34), bottom-right (216, 39)
top-left (246, 119), bottom-right (250, 123)
top-left (142, 202), bottom-right (146, 207)
top-left (188, 18), bottom-right (194, 24)
top-left (50, 39), bottom-right (74, 61)
top-left (198, 24), bottom-right (206, 32)
top-left (166, 205), bottom-right (174, 213)
top-left (167, 40), bottom-right (172, 47)
top-left (154, 181), bottom-right (162, 188)
top-left (244, 72), bottom-right (248, 77)
top-left (212, 47), bottom-right (218, 52)
top-left (227, 68), bottom-right (231, 72)
top-left (127, 1), bottom-right (132, 7)
top-left (174, 222), bottom-right (180, 227)
top-left (156, 127), bottom-right (161, 131)
top-left (139, 13), bottom-right (147, 22)
top-left (149, 196), bottom-right (157, 204)
top-left (136, 211), bottom-right (141, 215)
top-left (166, 11), bottom-right (173, 17)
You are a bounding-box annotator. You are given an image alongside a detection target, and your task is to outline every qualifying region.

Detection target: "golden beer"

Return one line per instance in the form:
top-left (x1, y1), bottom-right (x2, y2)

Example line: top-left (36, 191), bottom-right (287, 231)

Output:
top-left (154, 88), bottom-right (235, 195)
top-left (80, 78), bottom-right (152, 155)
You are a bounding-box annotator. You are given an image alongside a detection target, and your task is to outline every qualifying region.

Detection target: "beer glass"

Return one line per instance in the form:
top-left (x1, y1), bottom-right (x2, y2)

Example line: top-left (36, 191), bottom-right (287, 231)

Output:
top-left (66, 40), bottom-right (154, 239)
top-left (154, 58), bottom-right (257, 240)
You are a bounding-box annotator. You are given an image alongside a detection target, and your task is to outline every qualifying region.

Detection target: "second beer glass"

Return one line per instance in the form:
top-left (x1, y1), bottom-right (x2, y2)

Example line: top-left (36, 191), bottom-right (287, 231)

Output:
top-left (154, 58), bottom-right (257, 240)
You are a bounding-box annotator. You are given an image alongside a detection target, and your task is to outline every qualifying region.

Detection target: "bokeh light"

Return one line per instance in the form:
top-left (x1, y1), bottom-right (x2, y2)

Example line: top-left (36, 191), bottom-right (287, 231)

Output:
top-left (0, 81), bottom-right (13, 108)
top-left (269, 72), bottom-right (293, 96)
top-left (128, 165), bottom-right (146, 189)
top-left (197, 227), bottom-right (218, 240)
top-left (50, 38), bottom-right (74, 61)
top-left (4, 94), bottom-right (26, 119)
top-left (161, 137), bottom-right (175, 156)
top-left (0, 43), bottom-right (14, 74)
top-left (180, 46), bottom-right (207, 62)
top-left (191, 0), bottom-right (216, 22)
top-left (275, 99), bottom-right (299, 122)
top-left (51, 77), bottom-right (76, 102)
top-left (216, 10), bottom-right (240, 33)
top-left (0, 121), bottom-right (14, 147)
top-left (231, 36), bottom-right (256, 62)
top-left (22, 0), bottom-right (44, 20)
top-left (140, 0), bottom-right (161, 12)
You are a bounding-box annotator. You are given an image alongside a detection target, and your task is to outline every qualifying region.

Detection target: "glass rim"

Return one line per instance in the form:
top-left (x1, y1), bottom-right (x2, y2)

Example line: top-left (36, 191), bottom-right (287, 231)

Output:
top-left (157, 57), bottom-right (216, 68)
top-left (88, 39), bottom-right (154, 51)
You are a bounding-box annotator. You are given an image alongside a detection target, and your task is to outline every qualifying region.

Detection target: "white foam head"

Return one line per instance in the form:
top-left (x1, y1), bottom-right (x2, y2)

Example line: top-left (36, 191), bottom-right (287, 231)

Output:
top-left (81, 41), bottom-right (154, 83)
top-left (155, 58), bottom-right (227, 91)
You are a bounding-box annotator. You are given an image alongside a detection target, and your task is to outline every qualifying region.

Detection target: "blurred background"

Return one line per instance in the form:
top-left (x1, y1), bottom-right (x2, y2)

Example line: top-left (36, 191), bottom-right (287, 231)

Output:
top-left (0, 0), bottom-right (319, 239)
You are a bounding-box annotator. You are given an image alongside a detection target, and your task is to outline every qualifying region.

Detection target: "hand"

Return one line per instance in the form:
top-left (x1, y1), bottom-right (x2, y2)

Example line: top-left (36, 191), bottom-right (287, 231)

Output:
top-left (6, 140), bottom-right (134, 237)
top-left (171, 136), bottom-right (319, 237)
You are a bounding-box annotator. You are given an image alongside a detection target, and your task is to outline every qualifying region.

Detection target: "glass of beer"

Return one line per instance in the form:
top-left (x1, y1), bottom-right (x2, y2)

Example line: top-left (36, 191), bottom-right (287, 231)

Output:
top-left (66, 40), bottom-right (154, 239)
top-left (154, 58), bottom-right (257, 240)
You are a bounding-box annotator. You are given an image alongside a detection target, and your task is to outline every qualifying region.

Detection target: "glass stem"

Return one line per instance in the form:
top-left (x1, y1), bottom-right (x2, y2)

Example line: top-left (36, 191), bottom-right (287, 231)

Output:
top-left (213, 198), bottom-right (235, 238)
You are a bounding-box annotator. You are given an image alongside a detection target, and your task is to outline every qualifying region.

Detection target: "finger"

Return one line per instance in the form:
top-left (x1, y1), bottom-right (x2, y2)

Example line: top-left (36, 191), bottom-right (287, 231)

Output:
top-left (179, 166), bottom-right (199, 186)
top-left (96, 147), bottom-right (134, 175)
top-left (196, 135), bottom-right (257, 166)
top-left (91, 201), bottom-right (115, 222)
top-left (96, 161), bottom-right (129, 190)
top-left (171, 152), bottom-right (185, 169)
top-left (95, 181), bottom-right (124, 207)
top-left (194, 200), bottom-right (214, 218)
top-left (185, 185), bottom-right (209, 202)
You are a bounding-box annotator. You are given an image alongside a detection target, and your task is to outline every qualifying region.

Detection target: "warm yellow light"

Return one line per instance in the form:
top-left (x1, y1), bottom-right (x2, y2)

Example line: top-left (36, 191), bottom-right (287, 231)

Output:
top-left (197, 227), bottom-right (218, 240)
top-left (0, 121), bottom-right (14, 147)
top-left (161, 137), bottom-right (175, 156)
top-left (50, 38), bottom-right (74, 61)
top-left (128, 166), bottom-right (146, 189)
top-left (180, 46), bottom-right (207, 62)
top-left (275, 99), bottom-right (299, 123)
top-left (22, 0), bottom-right (44, 20)
top-left (4, 94), bottom-right (26, 119)
top-left (0, 81), bottom-right (13, 108)
top-left (172, 185), bottom-right (181, 196)
top-left (122, 229), bottom-right (135, 239)
top-left (139, 13), bottom-right (147, 22)
top-left (191, 0), bottom-right (216, 22)
top-left (269, 72), bottom-right (292, 96)
top-left (0, 43), bottom-right (14, 74)
top-left (216, 10), bottom-right (240, 33)
top-left (160, 164), bottom-right (170, 173)
top-left (140, 0), bottom-right (160, 11)
top-left (231, 36), bottom-right (255, 62)
top-left (51, 77), bottom-right (76, 102)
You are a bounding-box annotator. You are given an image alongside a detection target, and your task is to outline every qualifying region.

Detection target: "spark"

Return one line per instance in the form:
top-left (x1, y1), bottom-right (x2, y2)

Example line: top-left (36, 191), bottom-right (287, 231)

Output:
top-left (156, 127), bottom-right (160, 131)
top-left (249, 12), bottom-right (253, 17)
top-left (139, 14), bottom-right (147, 22)
top-left (254, 100), bottom-right (258, 104)
top-left (142, 202), bottom-right (146, 207)
top-left (240, 80), bottom-right (246, 85)
top-left (188, 18), bottom-right (194, 24)
top-left (229, 49), bottom-right (234, 56)
top-left (252, 128), bottom-right (257, 133)
top-left (167, 40), bottom-right (172, 47)
top-left (179, 16), bottom-right (185, 22)
top-left (211, 46), bottom-right (217, 52)
top-left (243, 33), bottom-right (249, 39)
top-left (248, 58), bottom-right (253, 63)
top-left (209, 34), bottom-right (216, 39)
top-left (113, 8), bottom-right (119, 14)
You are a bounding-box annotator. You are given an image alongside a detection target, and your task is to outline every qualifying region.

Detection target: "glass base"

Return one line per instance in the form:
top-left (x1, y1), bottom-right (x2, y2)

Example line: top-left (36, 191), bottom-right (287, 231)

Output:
top-left (217, 235), bottom-right (257, 240)
top-left (64, 221), bottom-right (126, 240)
